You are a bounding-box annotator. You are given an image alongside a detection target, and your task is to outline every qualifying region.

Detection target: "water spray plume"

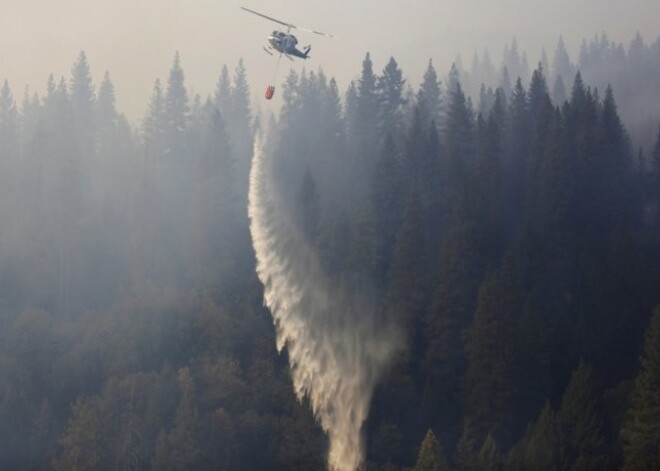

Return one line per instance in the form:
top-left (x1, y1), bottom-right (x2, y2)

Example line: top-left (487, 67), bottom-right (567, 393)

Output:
top-left (248, 135), bottom-right (400, 470)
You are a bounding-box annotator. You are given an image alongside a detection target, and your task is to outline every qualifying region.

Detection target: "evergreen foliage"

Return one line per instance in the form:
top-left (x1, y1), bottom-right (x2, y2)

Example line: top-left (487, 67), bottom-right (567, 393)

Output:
top-left (0, 40), bottom-right (658, 470)
top-left (621, 306), bottom-right (660, 470)
top-left (414, 429), bottom-right (449, 471)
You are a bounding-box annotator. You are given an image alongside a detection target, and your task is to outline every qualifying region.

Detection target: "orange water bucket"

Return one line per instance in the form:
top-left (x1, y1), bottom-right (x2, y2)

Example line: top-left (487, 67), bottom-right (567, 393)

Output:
top-left (265, 85), bottom-right (275, 100)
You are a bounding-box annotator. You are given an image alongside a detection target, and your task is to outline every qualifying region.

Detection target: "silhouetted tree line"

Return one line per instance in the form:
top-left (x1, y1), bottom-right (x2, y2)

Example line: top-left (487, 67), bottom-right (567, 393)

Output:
top-left (0, 31), bottom-right (660, 469)
top-left (457, 34), bottom-right (660, 154)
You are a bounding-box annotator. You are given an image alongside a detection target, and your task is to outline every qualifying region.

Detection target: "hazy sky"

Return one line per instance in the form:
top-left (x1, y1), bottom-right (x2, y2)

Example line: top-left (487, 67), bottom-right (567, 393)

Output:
top-left (2, 0), bottom-right (659, 122)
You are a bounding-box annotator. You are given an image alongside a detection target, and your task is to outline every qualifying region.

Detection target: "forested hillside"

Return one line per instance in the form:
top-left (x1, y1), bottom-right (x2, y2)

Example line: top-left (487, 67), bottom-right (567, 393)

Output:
top-left (1, 33), bottom-right (660, 470)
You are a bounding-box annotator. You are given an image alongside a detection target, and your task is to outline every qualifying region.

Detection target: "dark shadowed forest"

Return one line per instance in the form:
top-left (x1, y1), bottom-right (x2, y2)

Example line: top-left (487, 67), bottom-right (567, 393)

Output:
top-left (1, 33), bottom-right (660, 470)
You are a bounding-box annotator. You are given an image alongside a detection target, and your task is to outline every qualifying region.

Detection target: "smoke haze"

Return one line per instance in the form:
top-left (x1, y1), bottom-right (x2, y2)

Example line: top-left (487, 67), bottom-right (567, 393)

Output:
top-left (3, 0), bottom-right (659, 119)
top-left (2, 2), bottom-right (660, 469)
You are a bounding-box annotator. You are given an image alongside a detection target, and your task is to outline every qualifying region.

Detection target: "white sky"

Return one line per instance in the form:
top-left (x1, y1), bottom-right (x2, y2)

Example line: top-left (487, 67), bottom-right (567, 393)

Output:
top-left (2, 0), bottom-right (658, 123)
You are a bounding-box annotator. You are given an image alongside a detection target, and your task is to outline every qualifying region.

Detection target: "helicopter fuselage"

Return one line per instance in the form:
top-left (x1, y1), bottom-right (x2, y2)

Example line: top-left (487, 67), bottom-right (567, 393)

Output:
top-left (267, 30), bottom-right (310, 59)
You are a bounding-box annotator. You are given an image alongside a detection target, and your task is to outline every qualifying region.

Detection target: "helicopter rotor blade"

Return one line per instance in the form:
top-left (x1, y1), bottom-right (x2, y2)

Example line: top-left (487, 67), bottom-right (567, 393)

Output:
top-left (241, 7), bottom-right (336, 38)
top-left (295, 26), bottom-right (337, 39)
top-left (240, 7), bottom-right (292, 29)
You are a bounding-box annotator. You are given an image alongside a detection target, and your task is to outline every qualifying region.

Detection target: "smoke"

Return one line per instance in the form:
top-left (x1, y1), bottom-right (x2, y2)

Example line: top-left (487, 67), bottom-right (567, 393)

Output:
top-left (248, 134), bottom-right (400, 470)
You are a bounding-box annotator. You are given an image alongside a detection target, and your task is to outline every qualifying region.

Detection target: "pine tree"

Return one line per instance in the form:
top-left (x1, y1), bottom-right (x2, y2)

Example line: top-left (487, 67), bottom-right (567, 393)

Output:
top-left (386, 192), bottom-right (427, 338)
top-left (355, 52), bottom-right (380, 180)
top-left (189, 108), bottom-right (237, 291)
top-left (621, 306), bottom-right (660, 470)
top-left (552, 36), bottom-right (574, 86)
top-left (652, 123), bottom-right (660, 219)
top-left (454, 417), bottom-right (479, 471)
top-left (526, 65), bottom-right (557, 231)
top-left (504, 38), bottom-right (528, 84)
top-left (477, 434), bottom-right (501, 471)
top-left (405, 106), bottom-right (428, 190)
top-left (475, 107), bottom-right (503, 236)
top-left (481, 48), bottom-right (497, 89)
top-left (499, 67), bottom-right (512, 102)
top-left (96, 71), bottom-right (116, 126)
top-left (599, 86), bottom-right (631, 213)
top-left (445, 63), bottom-right (461, 107)
top-left (228, 58), bottom-right (253, 200)
top-left (358, 52), bottom-right (379, 129)
top-left (158, 367), bottom-right (202, 469)
top-left (144, 78), bottom-right (166, 157)
top-left (371, 134), bottom-right (405, 284)
top-left (465, 258), bottom-right (520, 438)
top-left (552, 75), bottom-right (567, 105)
top-left (506, 402), bottom-right (560, 471)
top-left (417, 59), bottom-right (442, 131)
top-left (70, 51), bottom-right (95, 159)
top-left (347, 203), bottom-right (378, 278)
top-left (344, 80), bottom-right (359, 151)
top-left (558, 361), bottom-right (607, 470)
top-left (444, 82), bottom-right (475, 220)
top-left (164, 51), bottom-right (189, 160)
top-left (214, 64), bottom-right (231, 114)
top-left (528, 64), bottom-right (550, 125)
top-left (280, 69), bottom-right (300, 129)
top-left (502, 78), bottom-right (528, 238)
top-left (0, 80), bottom-right (20, 167)
top-left (54, 398), bottom-right (101, 470)
top-left (414, 429), bottom-right (449, 471)
top-left (377, 56), bottom-right (406, 139)
top-left (94, 71), bottom-right (134, 203)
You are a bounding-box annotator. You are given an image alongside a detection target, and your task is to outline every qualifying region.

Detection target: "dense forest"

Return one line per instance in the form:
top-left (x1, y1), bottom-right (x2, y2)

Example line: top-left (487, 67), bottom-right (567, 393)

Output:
top-left (1, 33), bottom-right (660, 470)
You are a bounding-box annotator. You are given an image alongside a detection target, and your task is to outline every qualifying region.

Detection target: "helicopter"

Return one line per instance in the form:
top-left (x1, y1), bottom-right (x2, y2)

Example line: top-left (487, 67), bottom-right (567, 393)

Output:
top-left (240, 7), bottom-right (335, 61)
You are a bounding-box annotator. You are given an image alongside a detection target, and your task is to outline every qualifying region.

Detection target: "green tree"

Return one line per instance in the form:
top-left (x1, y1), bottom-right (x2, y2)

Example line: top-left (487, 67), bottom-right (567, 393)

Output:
top-left (465, 258), bottom-right (520, 438)
top-left (552, 36), bottom-right (574, 87)
top-left (371, 134), bottom-right (405, 283)
top-left (377, 56), bottom-right (406, 138)
top-left (652, 123), bottom-right (660, 227)
top-left (0, 80), bottom-right (20, 223)
top-left (214, 64), bottom-right (231, 113)
top-left (454, 418), bottom-right (479, 471)
top-left (356, 52), bottom-right (380, 175)
top-left (164, 51), bottom-right (189, 160)
top-left (417, 59), bottom-right (442, 131)
top-left (386, 192), bottom-right (427, 337)
top-left (189, 108), bottom-right (237, 292)
top-left (621, 306), bottom-right (660, 470)
top-left (0, 80), bottom-right (19, 160)
top-left (507, 402), bottom-right (560, 471)
top-left (227, 59), bottom-right (253, 202)
top-left (443, 81), bottom-right (475, 220)
top-left (144, 78), bottom-right (166, 158)
top-left (502, 78), bottom-right (528, 239)
top-left (477, 434), bottom-right (501, 471)
top-left (153, 367), bottom-right (202, 469)
top-left (54, 398), bottom-right (101, 471)
top-left (414, 429), bottom-right (449, 471)
top-left (70, 51), bottom-right (95, 159)
top-left (558, 361), bottom-right (607, 470)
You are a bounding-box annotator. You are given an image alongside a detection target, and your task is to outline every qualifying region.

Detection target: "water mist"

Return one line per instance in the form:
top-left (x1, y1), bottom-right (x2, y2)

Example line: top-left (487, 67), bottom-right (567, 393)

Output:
top-left (248, 135), bottom-right (399, 470)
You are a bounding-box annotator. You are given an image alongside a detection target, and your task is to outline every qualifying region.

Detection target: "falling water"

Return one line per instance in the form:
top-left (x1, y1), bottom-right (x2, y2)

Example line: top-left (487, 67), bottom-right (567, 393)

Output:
top-left (248, 135), bottom-right (400, 471)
